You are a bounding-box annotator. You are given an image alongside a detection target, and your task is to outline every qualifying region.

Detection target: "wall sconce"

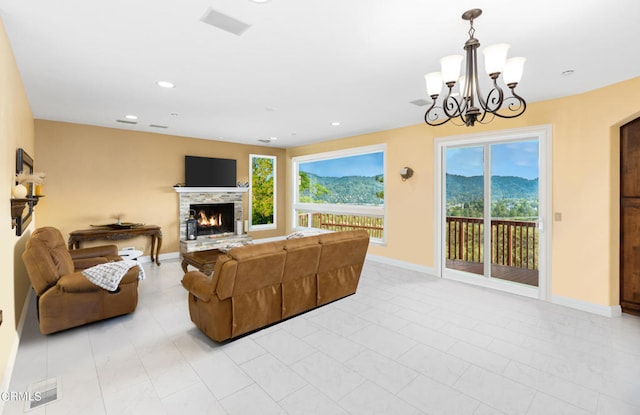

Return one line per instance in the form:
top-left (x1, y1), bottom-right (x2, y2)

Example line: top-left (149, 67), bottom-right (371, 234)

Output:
top-left (399, 167), bottom-right (414, 181)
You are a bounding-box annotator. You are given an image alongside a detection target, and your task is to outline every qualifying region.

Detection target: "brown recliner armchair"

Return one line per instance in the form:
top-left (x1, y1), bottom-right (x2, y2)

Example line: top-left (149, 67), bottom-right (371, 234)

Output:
top-left (22, 226), bottom-right (140, 334)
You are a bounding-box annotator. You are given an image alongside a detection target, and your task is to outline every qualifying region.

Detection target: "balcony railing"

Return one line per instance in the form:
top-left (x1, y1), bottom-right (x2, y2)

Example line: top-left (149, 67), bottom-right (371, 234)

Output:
top-left (446, 216), bottom-right (538, 270)
top-left (294, 212), bottom-right (537, 272)
top-left (296, 211), bottom-right (384, 240)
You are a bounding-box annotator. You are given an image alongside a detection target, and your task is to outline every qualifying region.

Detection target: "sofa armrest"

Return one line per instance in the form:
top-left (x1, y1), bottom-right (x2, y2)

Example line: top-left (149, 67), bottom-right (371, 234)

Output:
top-left (69, 245), bottom-right (119, 260)
top-left (182, 271), bottom-right (213, 302)
top-left (73, 256), bottom-right (110, 270)
top-left (214, 256), bottom-right (238, 300)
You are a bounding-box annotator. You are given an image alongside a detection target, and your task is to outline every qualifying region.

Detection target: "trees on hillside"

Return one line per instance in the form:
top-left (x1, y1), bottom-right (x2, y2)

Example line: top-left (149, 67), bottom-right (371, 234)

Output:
top-left (252, 157), bottom-right (274, 225)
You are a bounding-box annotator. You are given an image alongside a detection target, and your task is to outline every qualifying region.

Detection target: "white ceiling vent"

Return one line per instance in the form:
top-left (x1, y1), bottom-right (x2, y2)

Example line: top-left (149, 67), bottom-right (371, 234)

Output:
top-left (409, 99), bottom-right (430, 107)
top-left (200, 8), bottom-right (251, 36)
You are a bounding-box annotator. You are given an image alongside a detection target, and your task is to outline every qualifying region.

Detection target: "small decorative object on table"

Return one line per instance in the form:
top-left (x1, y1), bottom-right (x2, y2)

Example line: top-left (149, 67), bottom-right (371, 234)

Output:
top-left (90, 222), bottom-right (144, 229)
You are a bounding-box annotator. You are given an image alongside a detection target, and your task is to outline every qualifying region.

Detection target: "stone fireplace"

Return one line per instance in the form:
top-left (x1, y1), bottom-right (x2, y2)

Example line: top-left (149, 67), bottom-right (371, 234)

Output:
top-left (174, 187), bottom-right (250, 253)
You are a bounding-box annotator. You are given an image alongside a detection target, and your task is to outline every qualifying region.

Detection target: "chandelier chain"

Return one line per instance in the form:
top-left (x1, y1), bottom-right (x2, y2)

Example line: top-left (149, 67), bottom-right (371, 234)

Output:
top-left (468, 18), bottom-right (476, 40)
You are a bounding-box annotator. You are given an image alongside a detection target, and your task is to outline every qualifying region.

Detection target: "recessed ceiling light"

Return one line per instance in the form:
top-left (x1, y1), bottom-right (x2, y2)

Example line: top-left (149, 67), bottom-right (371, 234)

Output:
top-left (156, 81), bottom-right (175, 88)
top-left (269, 136), bottom-right (278, 141)
top-left (331, 122), bottom-right (341, 126)
top-left (250, 0), bottom-right (271, 3)
top-left (125, 114), bottom-right (138, 120)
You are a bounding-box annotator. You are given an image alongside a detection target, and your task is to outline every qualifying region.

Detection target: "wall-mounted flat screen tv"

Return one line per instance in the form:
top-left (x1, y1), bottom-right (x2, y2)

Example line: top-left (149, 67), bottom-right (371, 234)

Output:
top-left (185, 156), bottom-right (237, 187)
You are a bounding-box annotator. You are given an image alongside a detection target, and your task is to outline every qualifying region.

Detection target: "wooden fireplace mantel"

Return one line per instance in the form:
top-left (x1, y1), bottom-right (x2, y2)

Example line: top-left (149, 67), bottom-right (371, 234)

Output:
top-left (173, 187), bottom-right (249, 193)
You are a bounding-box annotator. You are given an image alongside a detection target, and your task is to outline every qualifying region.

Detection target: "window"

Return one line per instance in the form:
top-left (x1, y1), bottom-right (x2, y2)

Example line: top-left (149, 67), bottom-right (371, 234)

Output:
top-left (249, 154), bottom-right (276, 230)
top-left (292, 144), bottom-right (385, 242)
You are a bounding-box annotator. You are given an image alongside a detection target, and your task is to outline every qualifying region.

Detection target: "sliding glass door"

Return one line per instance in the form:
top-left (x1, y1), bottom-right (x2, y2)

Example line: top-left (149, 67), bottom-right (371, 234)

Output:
top-left (445, 145), bottom-right (486, 277)
top-left (438, 127), bottom-right (549, 299)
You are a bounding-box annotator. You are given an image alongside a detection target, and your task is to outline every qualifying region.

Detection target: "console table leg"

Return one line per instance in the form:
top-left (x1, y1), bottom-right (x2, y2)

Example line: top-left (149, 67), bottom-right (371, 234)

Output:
top-left (150, 237), bottom-right (156, 264)
top-left (155, 234), bottom-right (162, 266)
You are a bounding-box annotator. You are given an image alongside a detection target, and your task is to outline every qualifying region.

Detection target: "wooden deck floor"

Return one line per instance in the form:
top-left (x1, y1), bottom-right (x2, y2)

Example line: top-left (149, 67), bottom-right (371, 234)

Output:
top-left (446, 259), bottom-right (539, 287)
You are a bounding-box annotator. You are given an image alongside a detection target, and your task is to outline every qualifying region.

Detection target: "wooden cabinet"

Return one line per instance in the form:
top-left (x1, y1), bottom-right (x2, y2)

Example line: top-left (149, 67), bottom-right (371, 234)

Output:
top-left (620, 117), bottom-right (640, 314)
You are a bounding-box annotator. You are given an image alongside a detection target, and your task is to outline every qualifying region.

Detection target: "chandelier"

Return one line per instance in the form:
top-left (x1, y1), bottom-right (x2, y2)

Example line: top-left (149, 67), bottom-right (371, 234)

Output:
top-left (423, 9), bottom-right (526, 127)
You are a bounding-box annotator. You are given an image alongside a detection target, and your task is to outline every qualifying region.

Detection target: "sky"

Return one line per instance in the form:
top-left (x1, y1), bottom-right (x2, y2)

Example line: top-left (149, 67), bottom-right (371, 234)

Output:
top-left (446, 140), bottom-right (539, 180)
top-left (299, 152), bottom-right (384, 177)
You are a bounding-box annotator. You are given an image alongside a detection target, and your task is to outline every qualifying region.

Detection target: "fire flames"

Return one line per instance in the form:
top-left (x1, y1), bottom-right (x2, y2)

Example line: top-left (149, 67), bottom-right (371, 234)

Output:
top-left (197, 210), bottom-right (223, 227)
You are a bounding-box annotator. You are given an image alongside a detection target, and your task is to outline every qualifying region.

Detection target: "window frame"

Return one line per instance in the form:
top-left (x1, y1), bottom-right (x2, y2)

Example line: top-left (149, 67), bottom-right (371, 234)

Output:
top-left (291, 144), bottom-right (386, 243)
top-left (249, 154), bottom-right (277, 231)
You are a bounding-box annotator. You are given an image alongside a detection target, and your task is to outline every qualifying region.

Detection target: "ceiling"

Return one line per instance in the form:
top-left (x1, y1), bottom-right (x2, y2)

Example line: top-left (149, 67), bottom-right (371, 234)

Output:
top-left (1, 0), bottom-right (639, 148)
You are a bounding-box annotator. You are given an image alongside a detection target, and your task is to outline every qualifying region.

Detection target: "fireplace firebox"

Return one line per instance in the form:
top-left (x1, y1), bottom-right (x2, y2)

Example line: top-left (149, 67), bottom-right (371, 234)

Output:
top-left (190, 203), bottom-right (235, 236)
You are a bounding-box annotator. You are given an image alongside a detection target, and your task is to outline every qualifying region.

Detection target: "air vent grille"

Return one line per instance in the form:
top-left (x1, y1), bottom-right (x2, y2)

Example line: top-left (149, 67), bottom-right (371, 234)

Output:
top-left (200, 7), bottom-right (251, 36)
top-left (409, 99), bottom-right (430, 107)
top-left (116, 119), bottom-right (138, 124)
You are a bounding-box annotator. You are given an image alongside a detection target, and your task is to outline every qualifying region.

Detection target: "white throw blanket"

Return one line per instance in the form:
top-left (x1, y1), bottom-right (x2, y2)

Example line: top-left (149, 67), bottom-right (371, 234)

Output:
top-left (82, 260), bottom-right (145, 291)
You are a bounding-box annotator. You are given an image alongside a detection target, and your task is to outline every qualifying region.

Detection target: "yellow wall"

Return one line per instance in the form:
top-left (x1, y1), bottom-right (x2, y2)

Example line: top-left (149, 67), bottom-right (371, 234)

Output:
top-left (34, 121), bottom-right (287, 254)
top-left (0, 18), bottom-right (35, 389)
top-left (287, 76), bottom-right (640, 308)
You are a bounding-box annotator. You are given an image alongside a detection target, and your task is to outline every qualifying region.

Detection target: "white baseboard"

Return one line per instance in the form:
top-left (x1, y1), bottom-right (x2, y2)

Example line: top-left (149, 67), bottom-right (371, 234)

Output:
top-left (0, 290), bottom-right (32, 413)
top-left (365, 255), bottom-right (623, 318)
top-left (551, 294), bottom-right (622, 317)
top-left (366, 254), bottom-right (436, 276)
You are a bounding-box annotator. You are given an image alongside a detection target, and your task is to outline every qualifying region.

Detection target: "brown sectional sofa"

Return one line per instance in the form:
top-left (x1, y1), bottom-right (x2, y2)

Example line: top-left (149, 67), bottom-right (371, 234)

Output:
top-left (181, 230), bottom-right (370, 342)
top-left (22, 227), bottom-right (140, 334)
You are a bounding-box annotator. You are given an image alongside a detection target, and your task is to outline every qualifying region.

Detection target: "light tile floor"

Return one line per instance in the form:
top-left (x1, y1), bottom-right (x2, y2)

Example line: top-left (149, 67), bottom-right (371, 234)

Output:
top-left (4, 259), bottom-right (640, 415)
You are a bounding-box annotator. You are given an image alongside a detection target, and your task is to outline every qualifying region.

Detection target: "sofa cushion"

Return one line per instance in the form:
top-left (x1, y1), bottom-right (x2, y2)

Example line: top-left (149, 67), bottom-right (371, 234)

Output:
top-left (318, 230), bottom-right (370, 271)
top-left (50, 247), bottom-right (75, 276)
top-left (57, 272), bottom-right (103, 293)
top-left (282, 237), bottom-right (321, 281)
top-left (232, 251), bottom-right (287, 296)
top-left (58, 267), bottom-right (139, 293)
top-left (228, 240), bottom-right (285, 260)
top-left (30, 226), bottom-right (76, 277)
top-left (22, 242), bottom-right (61, 295)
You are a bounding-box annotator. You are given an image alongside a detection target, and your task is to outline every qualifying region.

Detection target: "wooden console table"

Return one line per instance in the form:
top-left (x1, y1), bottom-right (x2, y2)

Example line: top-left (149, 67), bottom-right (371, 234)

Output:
top-left (68, 225), bottom-right (163, 266)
